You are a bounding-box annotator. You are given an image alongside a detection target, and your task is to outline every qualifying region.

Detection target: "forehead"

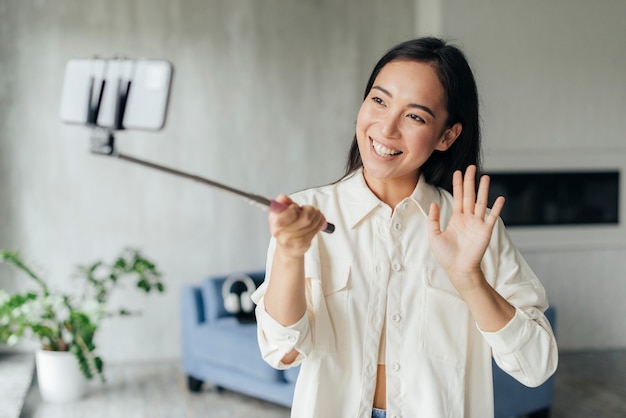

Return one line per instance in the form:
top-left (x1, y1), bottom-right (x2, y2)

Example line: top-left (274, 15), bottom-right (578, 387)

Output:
top-left (374, 59), bottom-right (446, 107)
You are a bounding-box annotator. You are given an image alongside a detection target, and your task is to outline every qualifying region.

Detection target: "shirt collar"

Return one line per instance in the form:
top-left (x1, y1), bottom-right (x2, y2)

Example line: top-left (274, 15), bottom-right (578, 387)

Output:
top-left (338, 168), bottom-right (443, 229)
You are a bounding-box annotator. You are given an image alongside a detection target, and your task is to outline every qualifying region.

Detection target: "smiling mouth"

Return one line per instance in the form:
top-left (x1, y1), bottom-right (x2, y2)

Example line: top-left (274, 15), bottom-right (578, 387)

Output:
top-left (371, 138), bottom-right (402, 157)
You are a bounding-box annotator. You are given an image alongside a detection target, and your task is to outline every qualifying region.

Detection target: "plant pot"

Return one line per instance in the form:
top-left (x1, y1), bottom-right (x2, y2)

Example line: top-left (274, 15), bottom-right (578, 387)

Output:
top-left (35, 349), bottom-right (88, 403)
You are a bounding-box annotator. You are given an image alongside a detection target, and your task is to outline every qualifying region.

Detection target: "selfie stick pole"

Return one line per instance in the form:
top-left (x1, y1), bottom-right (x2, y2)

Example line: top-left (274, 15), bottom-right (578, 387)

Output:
top-left (89, 128), bottom-right (335, 234)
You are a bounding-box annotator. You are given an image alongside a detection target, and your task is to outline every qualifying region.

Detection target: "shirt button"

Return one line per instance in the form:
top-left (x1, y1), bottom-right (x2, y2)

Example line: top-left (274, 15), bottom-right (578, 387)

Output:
top-left (392, 313), bottom-right (401, 322)
top-left (376, 265), bottom-right (382, 273)
top-left (392, 263), bottom-right (402, 272)
top-left (403, 202), bottom-right (410, 209)
top-left (391, 362), bottom-right (400, 371)
top-left (394, 222), bottom-right (402, 231)
top-left (287, 335), bottom-right (296, 342)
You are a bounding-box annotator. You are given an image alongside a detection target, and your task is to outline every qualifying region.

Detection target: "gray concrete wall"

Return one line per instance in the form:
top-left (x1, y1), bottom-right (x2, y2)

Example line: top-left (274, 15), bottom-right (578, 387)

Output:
top-left (0, 0), bottom-right (415, 361)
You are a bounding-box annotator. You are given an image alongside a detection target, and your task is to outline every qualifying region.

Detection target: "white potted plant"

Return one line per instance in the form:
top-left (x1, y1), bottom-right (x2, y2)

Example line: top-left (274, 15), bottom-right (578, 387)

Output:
top-left (0, 248), bottom-right (165, 402)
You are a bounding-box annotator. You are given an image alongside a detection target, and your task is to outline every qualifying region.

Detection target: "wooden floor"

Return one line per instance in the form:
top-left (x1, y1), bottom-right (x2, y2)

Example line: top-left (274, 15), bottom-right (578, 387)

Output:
top-left (16, 350), bottom-right (626, 418)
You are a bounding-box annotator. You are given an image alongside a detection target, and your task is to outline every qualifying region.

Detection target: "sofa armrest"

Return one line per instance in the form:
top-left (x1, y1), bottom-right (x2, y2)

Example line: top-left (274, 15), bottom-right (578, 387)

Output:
top-left (180, 284), bottom-right (205, 325)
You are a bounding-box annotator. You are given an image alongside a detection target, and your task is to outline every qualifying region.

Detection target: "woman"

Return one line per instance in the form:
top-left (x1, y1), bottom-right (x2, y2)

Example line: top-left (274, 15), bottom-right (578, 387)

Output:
top-left (252, 37), bottom-right (558, 418)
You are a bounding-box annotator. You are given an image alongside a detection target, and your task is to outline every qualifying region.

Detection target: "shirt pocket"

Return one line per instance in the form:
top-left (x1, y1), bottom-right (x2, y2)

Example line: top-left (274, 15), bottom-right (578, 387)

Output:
top-left (315, 262), bottom-right (351, 353)
top-left (420, 267), bottom-right (471, 369)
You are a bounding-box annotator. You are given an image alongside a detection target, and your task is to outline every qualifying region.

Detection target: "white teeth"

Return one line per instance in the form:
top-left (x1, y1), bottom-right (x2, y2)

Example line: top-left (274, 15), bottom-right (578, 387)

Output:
top-left (372, 140), bottom-right (401, 157)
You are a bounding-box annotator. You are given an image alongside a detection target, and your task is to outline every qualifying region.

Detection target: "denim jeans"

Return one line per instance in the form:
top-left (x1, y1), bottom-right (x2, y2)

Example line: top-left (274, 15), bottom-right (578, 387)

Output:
top-left (372, 407), bottom-right (386, 418)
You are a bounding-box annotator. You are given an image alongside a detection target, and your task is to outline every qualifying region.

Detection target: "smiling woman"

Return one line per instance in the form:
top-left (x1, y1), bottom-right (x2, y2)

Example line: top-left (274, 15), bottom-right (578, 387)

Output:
top-left (252, 37), bottom-right (557, 418)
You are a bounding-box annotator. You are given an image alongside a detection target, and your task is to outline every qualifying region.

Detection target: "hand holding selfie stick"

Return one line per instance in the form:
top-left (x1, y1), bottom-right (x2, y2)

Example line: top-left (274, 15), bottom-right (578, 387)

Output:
top-left (60, 57), bottom-right (334, 234)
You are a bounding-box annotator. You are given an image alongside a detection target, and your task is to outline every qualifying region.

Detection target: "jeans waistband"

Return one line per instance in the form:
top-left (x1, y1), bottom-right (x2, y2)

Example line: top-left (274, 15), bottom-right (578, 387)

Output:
top-left (372, 407), bottom-right (386, 418)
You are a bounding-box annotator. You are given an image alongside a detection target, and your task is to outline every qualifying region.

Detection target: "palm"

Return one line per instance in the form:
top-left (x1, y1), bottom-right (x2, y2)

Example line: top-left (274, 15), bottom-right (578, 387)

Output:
top-left (428, 166), bottom-right (505, 274)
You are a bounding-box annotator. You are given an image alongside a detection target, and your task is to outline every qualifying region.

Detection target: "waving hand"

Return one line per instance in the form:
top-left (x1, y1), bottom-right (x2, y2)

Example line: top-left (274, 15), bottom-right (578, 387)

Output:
top-left (427, 165), bottom-right (505, 293)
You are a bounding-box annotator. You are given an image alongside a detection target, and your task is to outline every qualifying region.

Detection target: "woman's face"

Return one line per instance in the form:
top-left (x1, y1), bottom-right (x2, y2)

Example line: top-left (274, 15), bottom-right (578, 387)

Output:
top-left (356, 59), bottom-right (459, 189)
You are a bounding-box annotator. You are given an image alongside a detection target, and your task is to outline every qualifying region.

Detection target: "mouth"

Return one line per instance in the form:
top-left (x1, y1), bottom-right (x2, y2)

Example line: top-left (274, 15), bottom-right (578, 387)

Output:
top-left (371, 138), bottom-right (402, 157)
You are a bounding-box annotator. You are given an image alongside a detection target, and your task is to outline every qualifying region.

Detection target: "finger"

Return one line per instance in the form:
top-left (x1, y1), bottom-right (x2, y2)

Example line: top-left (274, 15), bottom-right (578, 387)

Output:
top-left (428, 202), bottom-right (442, 238)
top-left (269, 210), bottom-right (299, 234)
top-left (474, 175), bottom-right (490, 220)
top-left (294, 206), bottom-right (326, 234)
top-left (301, 206), bottom-right (321, 228)
top-left (269, 196), bottom-right (301, 229)
top-left (486, 196), bottom-right (506, 227)
top-left (317, 214), bottom-right (329, 232)
top-left (463, 165), bottom-right (477, 214)
top-left (452, 170), bottom-right (463, 213)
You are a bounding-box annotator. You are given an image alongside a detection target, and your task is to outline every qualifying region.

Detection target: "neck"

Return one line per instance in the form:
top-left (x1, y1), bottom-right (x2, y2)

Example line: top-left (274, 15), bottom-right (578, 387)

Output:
top-left (362, 169), bottom-right (419, 209)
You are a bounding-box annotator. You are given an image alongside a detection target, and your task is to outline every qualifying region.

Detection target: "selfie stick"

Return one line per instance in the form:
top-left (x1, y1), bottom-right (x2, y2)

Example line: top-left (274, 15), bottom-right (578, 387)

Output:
top-left (89, 129), bottom-right (335, 234)
top-left (63, 57), bottom-right (334, 234)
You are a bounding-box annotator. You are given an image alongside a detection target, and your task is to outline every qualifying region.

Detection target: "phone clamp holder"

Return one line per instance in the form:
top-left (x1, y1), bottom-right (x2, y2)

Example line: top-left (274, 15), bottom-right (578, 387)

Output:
top-left (90, 128), bottom-right (118, 156)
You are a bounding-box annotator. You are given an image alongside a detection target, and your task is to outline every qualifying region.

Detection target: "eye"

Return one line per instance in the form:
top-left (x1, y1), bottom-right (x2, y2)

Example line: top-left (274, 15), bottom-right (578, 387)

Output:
top-left (371, 96), bottom-right (385, 106)
top-left (407, 113), bottom-right (425, 123)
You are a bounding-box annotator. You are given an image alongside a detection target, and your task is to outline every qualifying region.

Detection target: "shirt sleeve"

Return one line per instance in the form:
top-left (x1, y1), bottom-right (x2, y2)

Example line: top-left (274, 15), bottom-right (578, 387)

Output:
top-left (479, 306), bottom-right (557, 387)
top-left (479, 219), bottom-right (559, 387)
top-left (250, 238), bottom-right (314, 370)
top-left (252, 291), bottom-right (312, 369)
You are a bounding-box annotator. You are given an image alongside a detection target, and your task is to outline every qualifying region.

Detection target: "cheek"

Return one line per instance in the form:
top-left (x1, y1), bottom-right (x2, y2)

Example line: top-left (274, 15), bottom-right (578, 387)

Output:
top-left (406, 132), bottom-right (444, 156)
top-left (356, 101), bottom-right (379, 130)
top-left (355, 106), bottom-right (369, 144)
top-left (355, 104), bottom-right (367, 133)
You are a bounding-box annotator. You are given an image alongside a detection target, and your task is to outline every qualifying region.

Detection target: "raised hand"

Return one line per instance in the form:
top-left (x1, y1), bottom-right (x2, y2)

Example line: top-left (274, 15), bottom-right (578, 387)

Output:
top-left (427, 165), bottom-right (505, 293)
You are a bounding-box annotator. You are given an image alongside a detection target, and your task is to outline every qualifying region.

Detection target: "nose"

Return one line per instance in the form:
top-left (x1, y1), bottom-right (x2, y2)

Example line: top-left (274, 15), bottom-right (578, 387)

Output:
top-left (380, 111), bottom-right (401, 139)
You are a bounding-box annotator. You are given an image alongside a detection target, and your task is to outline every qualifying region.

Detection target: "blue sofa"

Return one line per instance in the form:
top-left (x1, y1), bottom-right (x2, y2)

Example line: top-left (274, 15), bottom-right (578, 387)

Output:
top-left (181, 271), bottom-right (298, 406)
top-left (181, 271), bottom-right (556, 417)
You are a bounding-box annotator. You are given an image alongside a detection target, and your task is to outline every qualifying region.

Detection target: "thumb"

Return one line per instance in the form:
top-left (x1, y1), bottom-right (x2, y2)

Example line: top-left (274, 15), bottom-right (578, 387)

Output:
top-left (275, 194), bottom-right (293, 205)
top-left (428, 202), bottom-right (442, 238)
top-left (270, 194), bottom-right (299, 214)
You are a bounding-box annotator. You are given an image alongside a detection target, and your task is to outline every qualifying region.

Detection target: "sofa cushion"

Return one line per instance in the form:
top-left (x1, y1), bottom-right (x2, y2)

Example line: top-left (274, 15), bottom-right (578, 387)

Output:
top-left (284, 365), bottom-right (300, 384)
top-left (191, 317), bottom-right (284, 382)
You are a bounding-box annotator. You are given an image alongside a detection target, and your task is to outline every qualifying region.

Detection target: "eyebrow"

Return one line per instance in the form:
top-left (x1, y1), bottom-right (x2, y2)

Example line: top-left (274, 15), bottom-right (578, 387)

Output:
top-left (371, 85), bottom-right (436, 118)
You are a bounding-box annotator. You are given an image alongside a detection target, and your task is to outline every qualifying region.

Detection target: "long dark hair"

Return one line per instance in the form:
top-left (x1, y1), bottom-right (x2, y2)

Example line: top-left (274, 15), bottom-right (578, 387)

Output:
top-left (344, 37), bottom-right (481, 193)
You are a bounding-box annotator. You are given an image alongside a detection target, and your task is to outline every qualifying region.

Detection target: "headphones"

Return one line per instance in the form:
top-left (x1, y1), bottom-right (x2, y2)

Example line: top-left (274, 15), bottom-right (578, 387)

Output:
top-left (221, 273), bottom-right (257, 314)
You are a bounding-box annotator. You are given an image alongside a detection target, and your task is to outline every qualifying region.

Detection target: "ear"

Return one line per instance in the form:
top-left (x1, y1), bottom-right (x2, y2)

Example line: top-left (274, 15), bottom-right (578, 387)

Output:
top-left (435, 122), bottom-right (462, 152)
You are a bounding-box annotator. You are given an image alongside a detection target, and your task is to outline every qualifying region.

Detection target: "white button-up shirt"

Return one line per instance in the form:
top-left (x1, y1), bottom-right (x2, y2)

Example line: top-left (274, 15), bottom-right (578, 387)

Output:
top-left (252, 169), bottom-right (558, 418)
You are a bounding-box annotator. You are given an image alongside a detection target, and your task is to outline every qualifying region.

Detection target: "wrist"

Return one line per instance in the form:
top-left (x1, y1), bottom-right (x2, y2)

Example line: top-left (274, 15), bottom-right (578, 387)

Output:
top-left (445, 267), bottom-right (487, 295)
top-left (273, 245), bottom-right (307, 263)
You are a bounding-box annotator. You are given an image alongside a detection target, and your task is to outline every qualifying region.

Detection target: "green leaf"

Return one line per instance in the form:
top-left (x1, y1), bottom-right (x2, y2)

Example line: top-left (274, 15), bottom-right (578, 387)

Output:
top-left (1, 247), bottom-right (165, 381)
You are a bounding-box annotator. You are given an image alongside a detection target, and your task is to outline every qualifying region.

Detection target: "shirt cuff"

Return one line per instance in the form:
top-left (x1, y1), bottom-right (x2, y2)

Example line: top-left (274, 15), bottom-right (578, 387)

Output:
top-left (478, 308), bottom-right (531, 354)
top-left (255, 301), bottom-right (310, 360)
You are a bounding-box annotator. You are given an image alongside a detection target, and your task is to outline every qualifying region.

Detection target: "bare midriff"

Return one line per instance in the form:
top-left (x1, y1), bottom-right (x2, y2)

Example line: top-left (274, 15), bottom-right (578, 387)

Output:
top-left (373, 365), bottom-right (386, 409)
